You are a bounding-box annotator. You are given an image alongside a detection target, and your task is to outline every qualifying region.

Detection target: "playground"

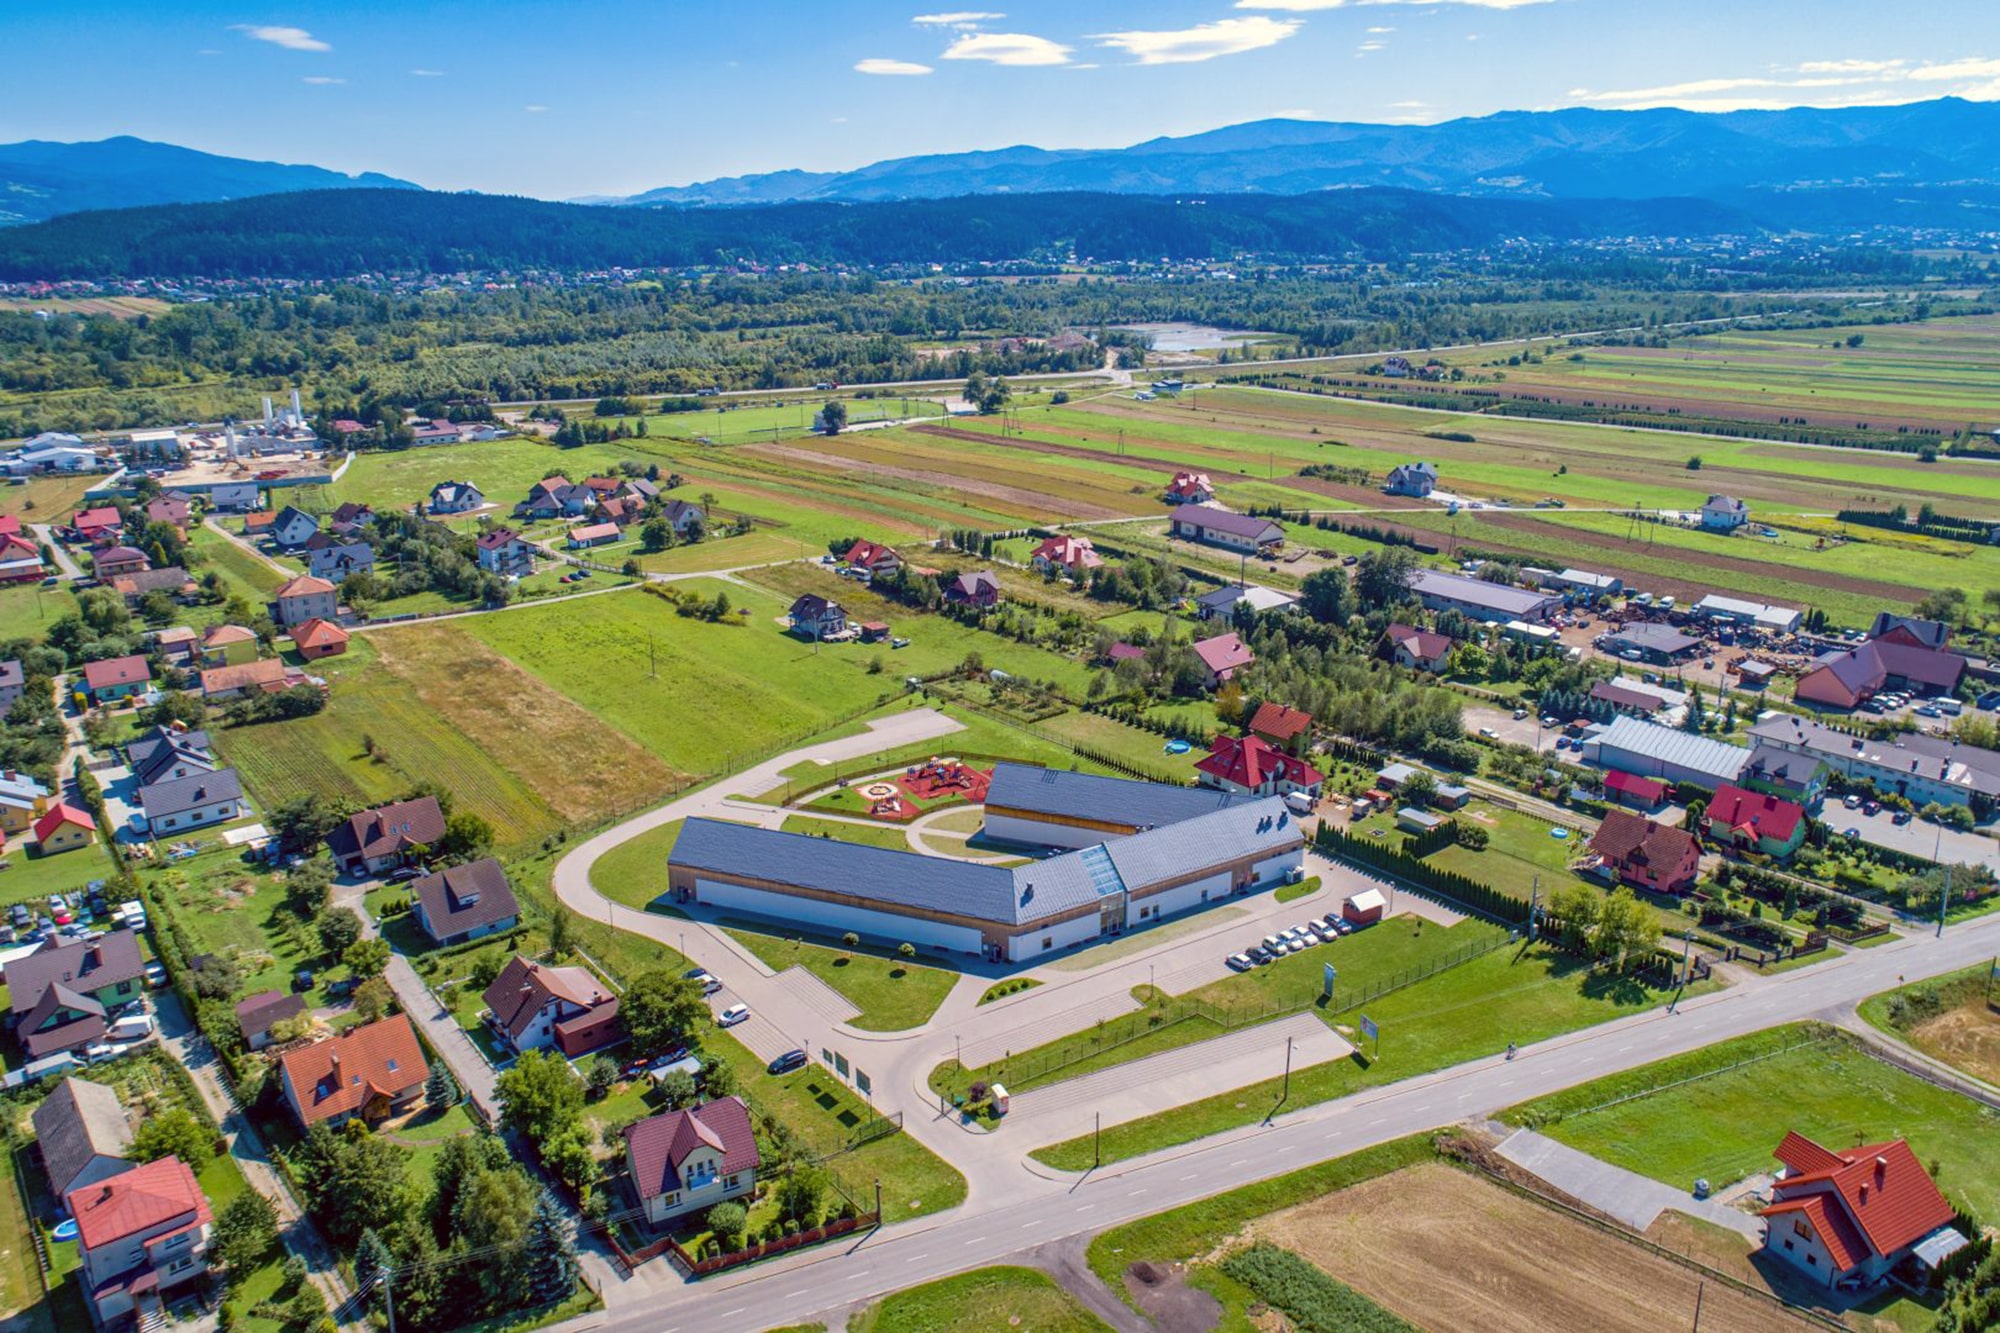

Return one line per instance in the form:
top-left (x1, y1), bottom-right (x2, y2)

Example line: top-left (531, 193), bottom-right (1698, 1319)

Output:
top-left (898, 758), bottom-right (993, 805)
top-left (803, 758), bottom-right (994, 825)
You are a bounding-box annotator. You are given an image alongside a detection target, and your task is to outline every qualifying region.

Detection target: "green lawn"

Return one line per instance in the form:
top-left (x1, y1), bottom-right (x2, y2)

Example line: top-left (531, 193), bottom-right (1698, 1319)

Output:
top-left (721, 924), bottom-right (958, 1032)
top-left (588, 818), bottom-right (686, 910)
top-left (332, 437), bottom-right (641, 512)
top-left (1030, 935), bottom-right (1700, 1170)
top-left (1505, 1024), bottom-right (2000, 1218)
top-left (0, 582), bottom-right (76, 647)
top-left (777, 813), bottom-right (916, 851)
top-left (849, 1266), bottom-right (1109, 1333)
top-left (0, 838), bottom-right (119, 911)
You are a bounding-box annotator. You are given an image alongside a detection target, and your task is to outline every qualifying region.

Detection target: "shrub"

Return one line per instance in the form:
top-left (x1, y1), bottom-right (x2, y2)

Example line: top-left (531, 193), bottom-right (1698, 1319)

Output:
top-left (1220, 1242), bottom-right (1416, 1332)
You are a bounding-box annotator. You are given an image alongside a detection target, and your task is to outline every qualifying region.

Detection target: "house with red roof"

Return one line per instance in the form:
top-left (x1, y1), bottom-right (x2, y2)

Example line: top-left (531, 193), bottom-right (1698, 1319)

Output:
top-left (1586, 810), bottom-right (1701, 894)
top-left (1163, 471), bottom-right (1214, 505)
top-left (32, 803), bottom-right (96, 855)
top-left (1702, 783), bottom-right (1808, 859)
top-left (1196, 735), bottom-right (1324, 800)
top-left (1602, 769), bottom-right (1667, 812)
top-left (71, 506), bottom-right (123, 545)
top-left (91, 546), bottom-right (149, 579)
top-left (482, 956), bottom-right (622, 1057)
top-left (1385, 623), bottom-right (1452, 674)
top-left (1191, 632), bottom-right (1255, 688)
top-left (290, 618), bottom-right (350, 661)
top-left (81, 654), bottom-right (152, 703)
top-left (277, 1013), bottom-right (429, 1130)
top-left (1030, 534), bottom-right (1104, 575)
top-left (270, 574), bottom-right (337, 629)
top-left (842, 538), bottom-right (902, 579)
top-left (1759, 1132), bottom-right (1965, 1290)
top-left (68, 1155), bottom-right (213, 1327)
top-left (0, 533), bottom-right (42, 584)
top-left (623, 1097), bottom-right (761, 1227)
top-left (1247, 701), bottom-right (1313, 750)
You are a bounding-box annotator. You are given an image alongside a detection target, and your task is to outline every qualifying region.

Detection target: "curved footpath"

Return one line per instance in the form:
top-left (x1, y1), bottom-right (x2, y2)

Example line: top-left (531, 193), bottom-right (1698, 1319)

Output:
top-left (550, 717), bottom-right (2000, 1331)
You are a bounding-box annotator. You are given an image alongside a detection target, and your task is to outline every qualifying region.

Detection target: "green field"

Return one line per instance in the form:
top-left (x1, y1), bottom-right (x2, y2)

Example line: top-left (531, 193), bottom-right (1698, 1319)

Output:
top-left (721, 924), bottom-right (958, 1032)
top-left (331, 437), bottom-right (640, 512)
top-left (849, 1266), bottom-right (1108, 1333)
top-left (1505, 1024), bottom-right (2000, 1218)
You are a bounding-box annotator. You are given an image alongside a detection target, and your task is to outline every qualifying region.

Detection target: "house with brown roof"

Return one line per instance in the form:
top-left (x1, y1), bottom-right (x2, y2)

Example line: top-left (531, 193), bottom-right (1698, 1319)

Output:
top-left (325, 796), bottom-right (447, 877)
top-left (290, 618), bottom-right (349, 661)
top-left (277, 1013), bottom-right (429, 1130)
top-left (143, 495), bottom-right (191, 532)
top-left (482, 956), bottom-right (621, 1057)
top-left (787, 594), bottom-right (849, 641)
top-left (91, 546), bottom-right (150, 579)
top-left (1794, 638), bottom-right (1966, 712)
top-left (1191, 632), bottom-right (1254, 688)
top-left (198, 657), bottom-right (297, 700)
top-left (1759, 1132), bottom-right (1964, 1290)
top-left (200, 624), bottom-right (259, 667)
top-left (68, 1155), bottom-right (213, 1328)
top-left (108, 567), bottom-right (196, 605)
top-left (1591, 680), bottom-right (1668, 716)
top-left (1195, 735), bottom-right (1324, 800)
top-left (1030, 534), bottom-right (1103, 575)
top-left (234, 991), bottom-right (307, 1051)
top-left (475, 528), bottom-right (534, 575)
top-left (328, 501), bottom-right (375, 535)
top-left (32, 1076), bottom-right (133, 1202)
top-left (6, 931), bottom-right (146, 1058)
top-left (1385, 623), bottom-right (1452, 674)
top-left (410, 857), bottom-right (519, 947)
top-left (1586, 810), bottom-right (1701, 895)
top-left (623, 1098), bottom-right (761, 1226)
top-left (596, 494), bottom-right (645, 528)
top-left (81, 655), bottom-right (152, 703)
top-left (566, 521), bottom-right (621, 549)
top-left (942, 570), bottom-right (1001, 609)
top-left (270, 575), bottom-right (338, 629)
top-left (1248, 701), bottom-right (1313, 750)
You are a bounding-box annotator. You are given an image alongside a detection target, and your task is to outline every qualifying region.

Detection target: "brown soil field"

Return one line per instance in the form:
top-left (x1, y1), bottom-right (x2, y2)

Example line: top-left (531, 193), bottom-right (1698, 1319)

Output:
top-left (1906, 1000), bottom-right (2000, 1087)
top-left (1253, 1163), bottom-right (1809, 1333)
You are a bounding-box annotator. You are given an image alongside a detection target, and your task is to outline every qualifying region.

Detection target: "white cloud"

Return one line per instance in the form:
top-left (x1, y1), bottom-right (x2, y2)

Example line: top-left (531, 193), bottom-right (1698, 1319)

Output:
top-left (1907, 56), bottom-right (2000, 82)
top-left (1391, 99), bottom-right (1429, 107)
top-left (524, 104), bottom-right (548, 113)
top-left (1797, 58), bottom-right (1905, 74)
top-left (1357, 39), bottom-right (1386, 51)
top-left (1094, 16), bottom-right (1301, 65)
top-left (1367, 25), bottom-right (1395, 33)
top-left (941, 31), bottom-right (1072, 65)
top-left (855, 57), bottom-right (934, 75)
top-left (913, 11), bottom-right (1003, 24)
top-left (409, 68), bottom-right (445, 77)
top-left (231, 24), bottom-right (330, 52)
top-left (1236, 0), bottom-right (1550, 9)
top-left (301, 75), bottom-right (344, 85)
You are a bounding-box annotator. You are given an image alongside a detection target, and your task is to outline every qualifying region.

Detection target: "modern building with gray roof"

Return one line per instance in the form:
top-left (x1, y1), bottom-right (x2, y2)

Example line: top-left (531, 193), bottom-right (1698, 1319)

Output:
top-left (984, 762), bottom-right (1241, 849)
top-left (1581, 714), bottom-right (1751, 789)
top-left (668, 776), bottom-right (1305, 962)
top-left (1600, 622), bottom-right (1702, 663)
top-left (1749, 713), bottom-right (2000, 808)
top-left (137, 766), bottom-right (244, 834)
top-left (1410, 570), bottom-right (1560, 624)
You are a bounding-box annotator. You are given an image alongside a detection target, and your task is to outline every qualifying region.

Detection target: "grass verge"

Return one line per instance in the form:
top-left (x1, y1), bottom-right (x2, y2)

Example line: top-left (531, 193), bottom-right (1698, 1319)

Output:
top-left (849, 1266), bottom-right (1109, 1333)
top-left (721, 925), bottom-right (958, 1032)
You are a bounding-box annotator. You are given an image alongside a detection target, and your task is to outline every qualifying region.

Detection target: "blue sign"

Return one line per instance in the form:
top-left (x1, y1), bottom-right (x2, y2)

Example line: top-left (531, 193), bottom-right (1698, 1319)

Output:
top-left (1359, 1014), bottom-right (1378, 1044)
top-left (1323, 962), bottom-right (1337, 997)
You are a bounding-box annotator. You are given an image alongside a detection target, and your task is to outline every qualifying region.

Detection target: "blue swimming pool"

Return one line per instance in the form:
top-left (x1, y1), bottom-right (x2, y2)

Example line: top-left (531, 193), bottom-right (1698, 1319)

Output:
top-left (52, 1218), bottom-right (77, 1243)
top-left (1164, 739), bottom-right (1191, 754)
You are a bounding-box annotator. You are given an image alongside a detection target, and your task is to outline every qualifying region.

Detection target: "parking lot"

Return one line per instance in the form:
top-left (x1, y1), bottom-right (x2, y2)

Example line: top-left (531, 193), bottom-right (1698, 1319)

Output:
top-left (1464, 704), bottom-right (1560, 752)
top-left (1832, 803), bottom-right (2000, 876)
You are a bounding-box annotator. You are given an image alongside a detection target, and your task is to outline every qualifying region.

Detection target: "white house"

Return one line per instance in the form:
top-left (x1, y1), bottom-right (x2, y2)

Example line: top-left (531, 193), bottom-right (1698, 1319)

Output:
top-left (68, 1157), bottom-right (211, 1328)
top-left (1701, 495), bottom-right (1749, 531)
top-left (206, 482), bottom-right (261, 512)
top-left (1384, 462), bottom-right (1438, 498)
top-left (624, 1099), bottom-right (761, 1227)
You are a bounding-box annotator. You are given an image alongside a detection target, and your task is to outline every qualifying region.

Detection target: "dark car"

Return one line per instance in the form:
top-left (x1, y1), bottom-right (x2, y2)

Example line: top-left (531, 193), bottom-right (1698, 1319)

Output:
top-left (768, 1049), bottom-right (809, 1076)
top-left (387, 866), bottom-right (424, 882)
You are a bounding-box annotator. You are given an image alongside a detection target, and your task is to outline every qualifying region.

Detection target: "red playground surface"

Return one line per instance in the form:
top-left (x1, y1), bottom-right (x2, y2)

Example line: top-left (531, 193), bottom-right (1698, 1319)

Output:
top-left (865, 794), bottom-right (920, 822)
top-left (898, 759), bottom-right (992, 804)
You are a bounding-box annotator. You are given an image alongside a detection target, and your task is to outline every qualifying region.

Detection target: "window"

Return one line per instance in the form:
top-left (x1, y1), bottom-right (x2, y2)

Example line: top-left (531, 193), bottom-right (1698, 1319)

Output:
top-left (726, 1174), bottom-right (740, 1189)
top-left (1807, 1254), bottom-right (1817, 1267)
top-left (663, 1191), bottom-right (678, 1206)
top-left (1041, 937), bottom-right (1052, 949)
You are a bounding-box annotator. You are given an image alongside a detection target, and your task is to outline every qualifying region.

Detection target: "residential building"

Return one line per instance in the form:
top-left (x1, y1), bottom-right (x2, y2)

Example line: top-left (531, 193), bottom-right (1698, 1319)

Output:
top-left (942, 571), bottom-right (1001, 609)
top-left (1169, 508), bottom-right (1284, 553)
top-left (841, 539), bottom-right (902, 579)
top-left (325, 796), bottom-right (447, 877)
top-left (234, 991), bottom-right (306, 1051)
top-left (126, 727), bottom-right (214, 788)
top-left (1030, 534), bottom-right (1103, 575)
top-left (328, 502), bottom-right (375, 536)
top-left (1194, 583), bottom-right (1297, 621)
top-left (596, 494), bottom-right (644, 528)
top-left (1602, 770), bottom-right (1667, 810)
top-left (482, 956), bottom-right (621, 1056)
top-left (148, 626), bottom-right (199, 665)
top-left (198, 658), bottom-right (296, 700)
top-left (1867, 614), bottom-right (1949, 650)
top-left (1703, 784), bottom-right (1809, 859)
top-left (305, 542), bottom-right (375, 582)
top-left (72, 507), bottom-right (123, 545)
top-left (200, 624), bottom-right (259, 667)
top-left (1163, 471), bottom-right (1214, 504)
top-left (0, 659), bottom-right (24, 712)
top-left (0, 768), bottom-right (49, 836)
top-left (6, 932), bottom-right (146, 1058)
top-left (1759, 1132), bottom-right (1964, 1290)
top-left (91, 547), bottom-right (149, 579)
top-left (1740, 745), bottom-right (1828, 807)
top-left (277, 1013), bottom-right (429, 1131)
top-left (69, 1156), bottom-right (212, 1328)
top-left (1410, 570), bottom-right (1560, 624)
top-left (1546, 568), bottom-right (1624, 600)
top-left (427, 481), bottom-right (485, 515)
top-left (566, 522), bottom-right (620, 549)
top-left (81, 655), bottom-right (151, 703)
top-left (1583, 715), bottom-right (1750, 790)
top-left (137, 767), bottom-right (245, 834)
top-left (659, 499), bottom-right (705, 535)
top-left (410, 858), bottom-right (520, 947)
top-left (243, 512), bottom-right (277, 537)
top-left (0, 533), bottom-right (42, 584)
top-left (143, 496), bottom-right (191, 531)
top-left (1794, 639), bottom-right (1966, 712)
top-left (1692, 595), bottom-right (1801, 634)
top-left (270, 575), bottom-right (338, 628)
top-left (624, 1098), bottom-right (761, 1227)
top-left (668, 788), bottom-right (1304, 963)
top-left (33, 804), bottom-right (96, 854)
top-left (34, 1077), bottom-right (133, 1204)
top-left (1384, 462), bottom-right (1438, 497)
top-left (982, 762), bottom-right (1241, 850)
top-left (207, 482), bottom-right (260, 513)
top-left (1748, 713), bottom-right (2000, 809)
top-left (411, 419), bottom-right (461, 445)
top-left (108, 567), bottom-right (195, 604)
top-left (1247, 701), bottom-right (1313, 750)
top-left (1701, 495), bottom-right (1749, 531)
top-left (787, 594), bottom-right (849, 641)
top-left (1587, 810), bottom-right (1702, 894)
top-left (269, 505), bottom-right (319, 550)
top-left (475, 529), bottom-right (534, 575)
top-left (1195, 735), bottom-right (1325, 799)
top-left (516, 476), bottom-right (596, 520)
top-left (1192, 632), bottom-right (1254, 688)
top-left (290, 618), bottom-right (349, 661)
top-left (1600, 623), bottom-right (1702, 664)
top-left (1385, 623), bottom-right (1452, 673)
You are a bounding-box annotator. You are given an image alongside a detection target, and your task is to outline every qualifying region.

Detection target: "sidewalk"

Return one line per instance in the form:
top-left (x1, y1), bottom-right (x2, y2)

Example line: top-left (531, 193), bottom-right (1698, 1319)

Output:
top-left (1495, 1127), bottom-right (1762, 1239)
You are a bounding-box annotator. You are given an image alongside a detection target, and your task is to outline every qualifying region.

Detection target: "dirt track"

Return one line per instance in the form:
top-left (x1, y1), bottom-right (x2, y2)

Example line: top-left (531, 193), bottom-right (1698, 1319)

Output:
top-left (1253, 1163), bottom-right (1808, 1333)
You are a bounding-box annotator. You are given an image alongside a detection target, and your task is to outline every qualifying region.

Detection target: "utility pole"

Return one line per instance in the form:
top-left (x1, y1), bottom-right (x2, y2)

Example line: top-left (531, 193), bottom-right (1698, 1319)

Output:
top-left (1094, 1112), bottom-right (1101, 1169)
top-left (1529, 876), bottom-right (1540, 941)
top-left (874, 1178), bottom-right (883, 1227)
top-left (1691, 1279), bottom-right (1703, 1331)
top-left (1282, 1035), bottom-right (1294, 1101)
top-left (382, 1269), bottom-right (396, 1333)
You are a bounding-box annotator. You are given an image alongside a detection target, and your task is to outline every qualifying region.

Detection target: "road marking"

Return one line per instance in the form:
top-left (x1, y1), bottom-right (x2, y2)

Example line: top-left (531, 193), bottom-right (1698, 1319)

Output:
top-left (1497, 1078), bottom-right (1516, 1087)
top-left (1367, 1116), bottom-right (1387, 1126)
top-left (1618, 1044), bottom-right (1635, 1053)
top-left (1128, 1187), bottom-right (1149, 1197)
top-left (1020, 1221), bottom-right (1038, 1231)
top-left (1179, 1173), bottom-right (1197, 1181)
top-left (963, 1238), bottom-right (983, 1248)
top-left (785, 1289), bottom-right (812, 1300)
top-left (907, 1253), bottom-right (928, 1260)
top-left (1076, 1205), bottom-right (1096, 1213)
top-left (720, 1310), bottom-right (744, 1320)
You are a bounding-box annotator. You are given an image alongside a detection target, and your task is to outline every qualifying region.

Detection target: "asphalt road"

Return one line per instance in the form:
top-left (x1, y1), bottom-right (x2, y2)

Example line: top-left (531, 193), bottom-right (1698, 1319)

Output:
top-left (1836, 804), bottom-right (2000, 875)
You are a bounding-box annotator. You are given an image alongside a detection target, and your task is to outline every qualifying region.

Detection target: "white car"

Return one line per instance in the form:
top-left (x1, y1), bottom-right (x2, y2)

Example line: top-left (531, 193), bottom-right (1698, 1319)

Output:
top-left (717, 1004), bottom-right (751, 1027)
top-left (1226, 952), bottom-right (1255, 972)
top-left (1284, 938), bottom-right (1305, 954)
top-left (1262, 933), bottom-right (1287, 954)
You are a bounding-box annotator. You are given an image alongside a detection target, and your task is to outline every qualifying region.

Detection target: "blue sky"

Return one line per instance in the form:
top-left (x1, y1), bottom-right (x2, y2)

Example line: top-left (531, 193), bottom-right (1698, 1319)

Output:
top-left (15, 1), bottom-right (2000, 198)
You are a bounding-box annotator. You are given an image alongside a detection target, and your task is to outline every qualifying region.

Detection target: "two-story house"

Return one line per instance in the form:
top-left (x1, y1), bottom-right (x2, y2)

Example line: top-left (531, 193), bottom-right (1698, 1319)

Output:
top-left (841, 538), bottom-right (902, 579)
top-left (69, 1156), bottom-right (212, 1328)
top-left (200, 624), bottom-right (259, 667)
top-left (1702, 784), bottom-right (1809, 860)
top-left (1384, 462), bottom-right (1438, 498)
top-left (306, 542), bottom-right (376, 582)
top-left (325, 796), bottom-right (446, 877)
top-left (277, 1013), bottom-right (429, 1132)
top-left (1385, 623), bottom-right (1453, 674)
top-left (482, 956), bottom-right (622, 1057)
top-left (270, 575), bottom-right (339, 628)
top-left (1195, 735), bottom-right (1325, 800)
top-left (32, 1076), bottom-right (134, 1203)
top-left (942, 571), bottom-right (1001, 610)
top-left (475, 529), bottom-right (535, 576)
top-left (410, 858), bottom-right (520, 947)
top-left (1586, 810), bottom-right (1701, 894)
top-left (1758, 1132), bottom-right (1964, 1291)
top-left (428, 481), bottom-right (485, 516)
top-left (269, 505), bottom-right (320, 550)
top-left (1701, 494), bottom-right (1749, 531)
top-left (81, 655), bottom-right (152, 704)
top-left (6, 932), bottom-right (147, 1058)
top-left (787, 594), bottom-right (849, 641)
top-left (624, 1098), bottom-right (762, 1227)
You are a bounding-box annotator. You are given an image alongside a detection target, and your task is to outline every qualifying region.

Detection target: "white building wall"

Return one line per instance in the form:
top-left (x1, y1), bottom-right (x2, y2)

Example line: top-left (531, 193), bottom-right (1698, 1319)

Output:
top-left (692, 877), bottom-right (985, 954)
top-left (1007, 910), bottom-right (1103, 961)
top-left (1252, 848), bottom-right (1304, 886)
top-left (1129, 872), bottom-right (1226, 927)
top-left (982, 811), bottom-right (1110, 850)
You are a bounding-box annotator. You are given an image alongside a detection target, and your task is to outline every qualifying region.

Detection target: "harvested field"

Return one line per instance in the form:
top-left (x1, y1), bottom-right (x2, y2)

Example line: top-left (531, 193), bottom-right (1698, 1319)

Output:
top-left (756, 442), bottom-right (1133, 521)
top-left (1251, 1163), bottom-right (1808, 1333)
top-left (1905, 1001), bottom-right (2000, 1087)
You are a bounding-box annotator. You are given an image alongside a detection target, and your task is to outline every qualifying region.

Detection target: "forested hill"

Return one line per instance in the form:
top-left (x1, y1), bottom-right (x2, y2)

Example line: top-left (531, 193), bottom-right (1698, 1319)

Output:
top-left (0, 187), bottom-right (1748, 281)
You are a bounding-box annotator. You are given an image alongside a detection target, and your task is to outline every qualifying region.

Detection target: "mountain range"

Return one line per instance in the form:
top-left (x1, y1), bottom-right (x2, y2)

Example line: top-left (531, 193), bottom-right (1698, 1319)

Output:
top-left (610, 98), bottom-right (2000, 207)
top-left (0, 136), bottom-right (417, 226)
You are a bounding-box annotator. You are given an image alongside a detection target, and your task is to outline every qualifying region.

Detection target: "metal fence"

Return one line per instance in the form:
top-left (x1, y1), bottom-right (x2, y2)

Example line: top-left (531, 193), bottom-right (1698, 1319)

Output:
top-left (1327, 929), bottom-right (1512, 1015)
top-left (960, 991), bottom-right (1314, 1092)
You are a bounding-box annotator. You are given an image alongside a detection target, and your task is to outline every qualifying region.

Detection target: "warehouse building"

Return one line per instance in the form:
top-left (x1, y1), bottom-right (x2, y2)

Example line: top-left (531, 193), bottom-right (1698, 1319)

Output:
top-left (983, 763), bottom-right (1240, 849)
top-left (1692, 595), bottom-right (1801, 634)
top-left (1747, 714), bottom-right (2000, 809)
top-left (1600, 622), bottom-right (1703, 664)
top-left (1582, 714), bottom-right (1751, 790)
top-left (667, 777), bottom-right (1304, 962)
top-left (1410, 570), bottom-right (1561, 624)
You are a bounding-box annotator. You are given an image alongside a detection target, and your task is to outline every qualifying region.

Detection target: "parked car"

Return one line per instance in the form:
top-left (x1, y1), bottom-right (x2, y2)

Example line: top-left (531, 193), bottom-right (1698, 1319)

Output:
top-left (387, 865), bottom-right (424, 882)
top-left (1261, 934), bottom-right (1286, 954)
top-left (1512, 707), bottom-right (1528, 720)
top-left (106, 1013), bottom-right (154, 1043)
top-left (1247, 946), bottom-right (1274, 965)
top-left (1863, 801), bottom-right (1881, 816)
top-left (1893, 809), bottom-right (1914, 825)
top-left (717, 1004), bottom-right (751, 1027)
top-left (1843, 794), bottom-right (1863, 810)
top-left (1226, 952), bottom-right (1254, 972)
top-left (142, 962), bottom-right (167, 988)
top-left (768, 1049), bottom-right (809, 1075)
top-left (1478, 727), bottom-right (1499, 739)
top-left (688, 970), bottom-right (721, 995)
top-left (1843, 826), bottom-right (1861, 839)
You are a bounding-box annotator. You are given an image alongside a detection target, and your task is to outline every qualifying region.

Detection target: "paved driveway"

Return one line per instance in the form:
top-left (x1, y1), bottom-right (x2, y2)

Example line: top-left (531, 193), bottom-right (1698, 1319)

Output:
top-left (1496, 1127), bottom-right (1762, 1239)
top-left (1835, 806), bottom-right (2000, 875)
top-left (1463, 704), bottom-right (1558, 752)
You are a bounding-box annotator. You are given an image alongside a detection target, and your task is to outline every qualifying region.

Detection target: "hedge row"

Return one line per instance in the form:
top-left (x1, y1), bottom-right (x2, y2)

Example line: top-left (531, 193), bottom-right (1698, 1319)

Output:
top-left (1315, 824), bottom-right (1532, 925)
top-left (1219, 1243), bottom-right (1417, 1333)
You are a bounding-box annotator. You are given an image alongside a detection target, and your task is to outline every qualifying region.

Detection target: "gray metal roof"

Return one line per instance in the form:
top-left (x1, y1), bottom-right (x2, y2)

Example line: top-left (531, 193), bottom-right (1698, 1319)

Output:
top-left (1103, 797), bottom-right (1299, 888)
top-left (985, 762), bottom-right (1240, 831)
top-left (139, 766), bottom-right (243, 819)
top-left (1173, 508), bottom-right (1283, 540)
top-left (1748, 713), bottom-right (2000, 798)
top-left (1604, 623), bottom-right (1700, 654)
top-left (1411, 570), bottom-right (1557, 617)
top-left (1590, 715), bottom-right (1749, 784)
